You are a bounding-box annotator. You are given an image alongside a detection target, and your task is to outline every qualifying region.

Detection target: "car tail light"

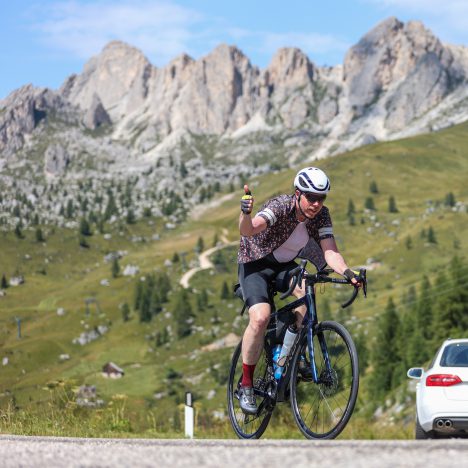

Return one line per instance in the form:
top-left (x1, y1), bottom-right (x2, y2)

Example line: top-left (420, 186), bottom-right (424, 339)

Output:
top-left (426, 374), bottom-right (462, 386)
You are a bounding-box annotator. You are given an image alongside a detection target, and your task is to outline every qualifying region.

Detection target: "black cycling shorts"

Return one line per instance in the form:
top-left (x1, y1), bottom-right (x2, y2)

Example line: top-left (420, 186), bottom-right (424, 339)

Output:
top-left (238, 254), bottom-right (299, 308)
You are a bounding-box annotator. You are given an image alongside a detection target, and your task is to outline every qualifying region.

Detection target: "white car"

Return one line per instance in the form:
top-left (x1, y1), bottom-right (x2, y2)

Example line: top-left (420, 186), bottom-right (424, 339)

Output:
top-left (408, 338), bottom-right (468, 439)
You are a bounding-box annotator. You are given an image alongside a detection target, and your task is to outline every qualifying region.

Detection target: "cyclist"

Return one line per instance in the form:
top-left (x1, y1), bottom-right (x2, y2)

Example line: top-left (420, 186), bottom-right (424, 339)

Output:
top-left (237, 167), bottom-right (361, 415)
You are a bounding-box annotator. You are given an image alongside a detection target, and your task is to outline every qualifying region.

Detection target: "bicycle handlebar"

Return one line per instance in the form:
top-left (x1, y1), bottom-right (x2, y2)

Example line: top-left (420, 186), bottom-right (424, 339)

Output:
top-left (279, 260), bottom-right (367, 308)
top-left (279, 259), bottom-right (307, 300)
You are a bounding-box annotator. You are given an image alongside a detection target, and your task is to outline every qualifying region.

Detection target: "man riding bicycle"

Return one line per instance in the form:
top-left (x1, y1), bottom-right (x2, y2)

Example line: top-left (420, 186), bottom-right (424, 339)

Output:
top-left (237, 167), bottom-right (361, 415)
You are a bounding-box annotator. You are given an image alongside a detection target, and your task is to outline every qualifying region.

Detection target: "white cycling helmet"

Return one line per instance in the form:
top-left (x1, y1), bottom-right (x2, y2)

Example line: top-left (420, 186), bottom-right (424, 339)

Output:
top-left (294, 167), bottom-right (330, 194)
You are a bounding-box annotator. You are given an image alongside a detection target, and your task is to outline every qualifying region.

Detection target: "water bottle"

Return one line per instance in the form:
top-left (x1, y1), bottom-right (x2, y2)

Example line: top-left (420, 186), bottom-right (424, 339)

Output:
top-left (272, 345), bottom-right (282, 373)
top-left (274, 324), bottom-right (297, 380)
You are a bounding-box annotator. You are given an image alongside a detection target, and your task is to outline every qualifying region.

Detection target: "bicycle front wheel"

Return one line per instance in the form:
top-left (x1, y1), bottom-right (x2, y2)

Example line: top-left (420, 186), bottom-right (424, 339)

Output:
top-left (227, 340), bottom-right (273, 439)
top-left (290, 320), bottom-right (359, 439)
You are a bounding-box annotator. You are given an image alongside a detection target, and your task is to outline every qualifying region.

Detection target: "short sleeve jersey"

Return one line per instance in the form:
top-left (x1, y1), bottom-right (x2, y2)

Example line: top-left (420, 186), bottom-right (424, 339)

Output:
top-left (237, 194), bottom-right (334, 264)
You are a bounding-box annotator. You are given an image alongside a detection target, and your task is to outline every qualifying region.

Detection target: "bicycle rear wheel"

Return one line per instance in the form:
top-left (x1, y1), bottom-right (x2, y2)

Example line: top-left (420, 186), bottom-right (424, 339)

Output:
top-left (227, 340), bottom-right (274, 439)
top-left (290, 320), bottom-right (359, 439)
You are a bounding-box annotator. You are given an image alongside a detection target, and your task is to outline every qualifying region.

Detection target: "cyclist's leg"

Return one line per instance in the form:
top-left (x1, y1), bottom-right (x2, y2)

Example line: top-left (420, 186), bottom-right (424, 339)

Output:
top-left (291, 278), bottom-right (307, 329)
top-left (238, 261), bottom-right (275, 413)
top-left (239, 260), bottom-right (274, 367)
top-left (275, 260), bottom-right (307, 329)
top-left (242, 302), bottom-right (271, 366)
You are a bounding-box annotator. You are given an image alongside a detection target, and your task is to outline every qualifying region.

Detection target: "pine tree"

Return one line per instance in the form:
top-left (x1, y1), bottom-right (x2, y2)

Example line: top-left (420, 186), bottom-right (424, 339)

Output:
top-left (353, 328), bottom-right (369, 374)
top-left (364, 197), bottom-right (375, 211)
top-left (35, 228), bottom-right (45, 243)
top-left (121, 303), bottom-right (130, 322)
top-left (66, 199), bottom-right (74, 219)
top-left (405, 236), bottom-right (412, 250)
top-left (197, 289), bottom-right (209, 311)
top-left (369, 298), bottom-right (401, 397)
top-left (104, 192), bottom-right (118, 220)
top-left (212, 233), bottom-right (219, 247)
top-left (180, 162), bottom-right (188, 177)
top-left (149, 288), bottom-right (162, 316)
top-left (196, 236), bottom-right (204, 253)
top-left (14, 223), bottom-right (23, 239)
top-left (221, 281), bottom-right (230, 300)
top-left (174, 289), bottom-right (193, 338)
top-left (79, 235), bottom-right (89, 248)
top-left (398, 307), bottom-right (416, 370)
top-left (172, 252), bottom-right (180, 263)
top-left (388, 196), bottom-right (398, 213)
top-left (427, 226), bottom-right (437, 244)
top-left (79, 218), bottom-right (92, 236)
top-left (139, 283), bottom-right (152, 323)
top-left (369, 180), bottom-right (379, 194)
top-left (155, 272), bottom-right (171, 303)
top-left (111, 257), bottom-right (120, 278)
top-left (347, 199), bottom-right (356, 216)
top-left (126, 209), bottom-right (136, 224)
top-left (416, 276), bottom-right (433, 343)
top-left (1, 274), bottom-right (8, 289)
top-left (432, 257), bottom-right (468, 341)
top-left (134, 281), bottom-right (144, 310)
top-left (445, 192), bottom-right (456, 207)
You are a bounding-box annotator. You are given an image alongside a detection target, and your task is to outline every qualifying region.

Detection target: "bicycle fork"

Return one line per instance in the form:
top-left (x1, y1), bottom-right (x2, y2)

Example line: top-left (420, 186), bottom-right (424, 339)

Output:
top-left (304, 287), bottom-right (332, 384)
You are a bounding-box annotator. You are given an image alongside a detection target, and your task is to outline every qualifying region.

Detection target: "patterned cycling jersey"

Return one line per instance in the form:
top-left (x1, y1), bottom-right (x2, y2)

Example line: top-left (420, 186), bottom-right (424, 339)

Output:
top-left (237, 194), bottom-right (334, 265)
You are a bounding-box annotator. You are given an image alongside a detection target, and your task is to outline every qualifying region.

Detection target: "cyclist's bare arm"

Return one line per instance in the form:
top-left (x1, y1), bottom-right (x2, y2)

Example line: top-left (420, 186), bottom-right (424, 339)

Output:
top-left (320, 237), bottom-right (359, 284)
top-left (239, 213), bottom-right (267, 237)
top-left (239, 184), bottom-right (268, 237)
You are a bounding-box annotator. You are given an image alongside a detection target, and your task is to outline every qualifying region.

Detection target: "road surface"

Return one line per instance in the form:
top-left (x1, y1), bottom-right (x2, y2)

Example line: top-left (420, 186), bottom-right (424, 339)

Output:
top-left (1, 436), bottom-right (468, 467)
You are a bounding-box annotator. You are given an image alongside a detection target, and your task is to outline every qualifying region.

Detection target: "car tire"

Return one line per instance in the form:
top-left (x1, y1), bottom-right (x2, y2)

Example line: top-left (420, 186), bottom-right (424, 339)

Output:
top-left (415, 416), bottom-right (434, 439)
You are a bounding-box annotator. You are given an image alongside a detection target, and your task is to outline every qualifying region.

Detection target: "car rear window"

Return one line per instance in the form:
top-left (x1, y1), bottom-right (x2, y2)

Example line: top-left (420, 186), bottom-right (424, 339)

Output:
top-left (440, 343), bottom-right (468, 367)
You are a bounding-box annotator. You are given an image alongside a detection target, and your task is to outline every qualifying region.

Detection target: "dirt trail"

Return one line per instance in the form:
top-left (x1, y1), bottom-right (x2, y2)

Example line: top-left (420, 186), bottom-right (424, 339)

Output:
top-left (179, 229), bottom-right (237, 288)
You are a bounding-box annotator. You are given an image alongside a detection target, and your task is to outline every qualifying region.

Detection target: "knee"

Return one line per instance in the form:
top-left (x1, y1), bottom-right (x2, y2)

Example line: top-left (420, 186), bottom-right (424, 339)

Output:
top-left (248, 305), bottom-right (270, 333)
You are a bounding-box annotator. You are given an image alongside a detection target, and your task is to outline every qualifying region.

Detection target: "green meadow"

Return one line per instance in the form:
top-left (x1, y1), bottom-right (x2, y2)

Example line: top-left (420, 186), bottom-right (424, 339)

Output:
top-left (1, 122), bottom-right (467, 438)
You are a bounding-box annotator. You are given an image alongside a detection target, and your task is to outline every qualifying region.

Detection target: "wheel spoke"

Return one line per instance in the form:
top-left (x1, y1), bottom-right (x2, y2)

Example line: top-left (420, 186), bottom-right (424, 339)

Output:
top-left (291, 322), bottom-right (359, 439)
top-left (227, 341), bottom-right (273, 439)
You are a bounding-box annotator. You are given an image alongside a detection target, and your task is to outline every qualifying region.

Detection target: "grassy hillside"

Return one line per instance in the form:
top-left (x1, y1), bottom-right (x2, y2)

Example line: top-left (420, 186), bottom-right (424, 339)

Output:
top-left (1, 122), bottom-right (467, 438)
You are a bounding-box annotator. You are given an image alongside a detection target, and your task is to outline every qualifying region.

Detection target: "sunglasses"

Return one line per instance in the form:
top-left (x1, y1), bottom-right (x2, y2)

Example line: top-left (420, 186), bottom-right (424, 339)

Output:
top-left (303, 192), bottom-right (327, 203)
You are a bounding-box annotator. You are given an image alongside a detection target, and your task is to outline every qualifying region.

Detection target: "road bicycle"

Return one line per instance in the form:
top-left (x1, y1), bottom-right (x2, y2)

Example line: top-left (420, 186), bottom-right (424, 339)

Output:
top-left (227, 259), bottom-right (367, 439)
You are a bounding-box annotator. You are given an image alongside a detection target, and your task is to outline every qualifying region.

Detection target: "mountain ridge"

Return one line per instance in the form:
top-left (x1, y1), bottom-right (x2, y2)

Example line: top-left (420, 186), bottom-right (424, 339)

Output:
top-left (1, 17), bottom-right (468, 231)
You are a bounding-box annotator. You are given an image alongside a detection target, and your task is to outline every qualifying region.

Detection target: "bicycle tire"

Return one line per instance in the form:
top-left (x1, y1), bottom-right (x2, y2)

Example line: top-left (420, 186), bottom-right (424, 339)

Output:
top-left (290, 320), bottom-right (359, 439)
top-left (227, 340), bottom-right (273, 439)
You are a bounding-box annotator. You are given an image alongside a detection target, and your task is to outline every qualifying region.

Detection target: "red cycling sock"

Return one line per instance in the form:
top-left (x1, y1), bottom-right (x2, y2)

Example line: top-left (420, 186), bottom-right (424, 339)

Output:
top-left (242, 363), bottom-right (256, 388)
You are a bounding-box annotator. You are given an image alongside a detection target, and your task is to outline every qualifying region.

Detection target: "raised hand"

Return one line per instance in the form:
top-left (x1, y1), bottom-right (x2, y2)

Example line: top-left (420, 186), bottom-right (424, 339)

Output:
top-left (240, 184), bottom-right (253, 214)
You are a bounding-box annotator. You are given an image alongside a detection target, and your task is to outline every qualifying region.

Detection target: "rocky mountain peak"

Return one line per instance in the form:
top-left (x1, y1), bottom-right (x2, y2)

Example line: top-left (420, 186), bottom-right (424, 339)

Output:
top-left (267, 47), bottom-right (315, 88)
top-left (60, 40), bottom-right (153, 120)
top-left (343, 16), bottom-right (461, 124)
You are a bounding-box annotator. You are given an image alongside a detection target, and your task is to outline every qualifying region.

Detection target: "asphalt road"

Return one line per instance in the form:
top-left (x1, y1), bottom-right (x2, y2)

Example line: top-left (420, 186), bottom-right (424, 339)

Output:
top-left (2, 436), bottom-right (468, 467)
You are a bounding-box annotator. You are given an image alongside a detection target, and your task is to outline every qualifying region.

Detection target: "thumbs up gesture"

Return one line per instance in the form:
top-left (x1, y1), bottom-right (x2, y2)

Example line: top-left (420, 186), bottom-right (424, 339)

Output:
top-left (240, 184), bottom-right (253, 214)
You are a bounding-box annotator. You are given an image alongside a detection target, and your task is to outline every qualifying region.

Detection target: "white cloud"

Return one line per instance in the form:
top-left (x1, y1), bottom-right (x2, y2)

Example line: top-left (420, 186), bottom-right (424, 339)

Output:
top-left (32, 1), bottom-right (203, 64)
top-left (30, 0), bottom-right (351, 67)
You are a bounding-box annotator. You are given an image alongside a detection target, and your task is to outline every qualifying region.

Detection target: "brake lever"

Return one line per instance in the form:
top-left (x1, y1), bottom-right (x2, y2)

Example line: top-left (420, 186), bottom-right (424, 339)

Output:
top-left (360, 268), bottom-right (367, 298)
top-left (296, 259), bottom-right (307, 289)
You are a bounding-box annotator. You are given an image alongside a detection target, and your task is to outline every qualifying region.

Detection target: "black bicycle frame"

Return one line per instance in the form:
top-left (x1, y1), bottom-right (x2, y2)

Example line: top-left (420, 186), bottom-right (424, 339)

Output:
top-left (271, 281), bottom-right (332, 396)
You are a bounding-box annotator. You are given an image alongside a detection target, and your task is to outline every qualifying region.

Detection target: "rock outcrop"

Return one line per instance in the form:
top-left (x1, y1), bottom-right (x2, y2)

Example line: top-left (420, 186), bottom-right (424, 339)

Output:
top-left (0, 85), bottom-right (70, 156)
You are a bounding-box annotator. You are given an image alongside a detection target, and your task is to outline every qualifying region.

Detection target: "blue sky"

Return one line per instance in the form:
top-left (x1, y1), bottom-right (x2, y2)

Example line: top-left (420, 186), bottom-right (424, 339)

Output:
top-left (2, 0), bottom-right (468, 99)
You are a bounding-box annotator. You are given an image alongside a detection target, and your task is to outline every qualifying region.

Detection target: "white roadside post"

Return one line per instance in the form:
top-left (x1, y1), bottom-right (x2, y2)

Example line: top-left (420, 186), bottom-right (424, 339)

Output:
top-left (185, 392), bottom-right (194, 439)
